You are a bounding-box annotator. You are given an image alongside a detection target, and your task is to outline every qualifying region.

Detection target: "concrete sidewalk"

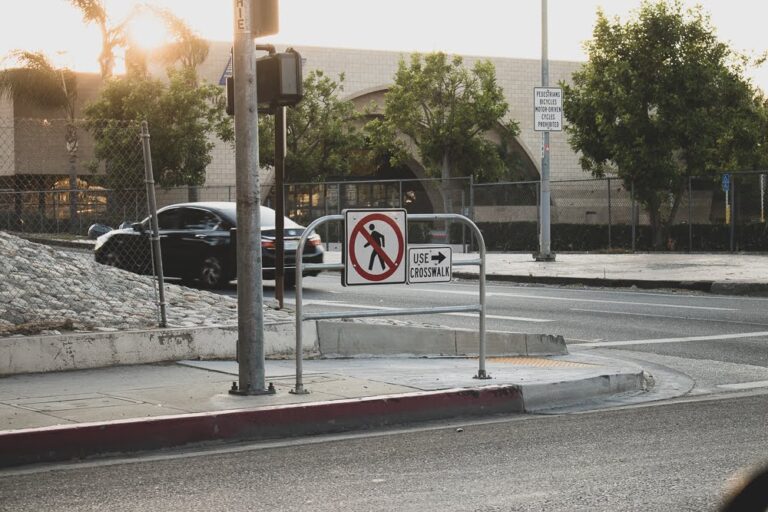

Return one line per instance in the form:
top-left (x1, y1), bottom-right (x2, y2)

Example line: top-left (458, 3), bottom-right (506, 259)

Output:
top-left (0, 351), bottom-right (648, 468)
top-left (325, 250), bottom-right (768, 295)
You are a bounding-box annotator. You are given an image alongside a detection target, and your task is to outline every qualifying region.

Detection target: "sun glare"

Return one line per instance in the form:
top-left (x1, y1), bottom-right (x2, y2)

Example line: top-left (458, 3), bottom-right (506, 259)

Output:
top-left (126, 11), bottom-right (171, 51)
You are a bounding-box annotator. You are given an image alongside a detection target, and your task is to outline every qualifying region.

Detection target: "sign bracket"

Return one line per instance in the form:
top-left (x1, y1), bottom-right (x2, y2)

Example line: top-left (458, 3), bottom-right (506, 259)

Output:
top-left (291, 212), bottom-right (490, 395)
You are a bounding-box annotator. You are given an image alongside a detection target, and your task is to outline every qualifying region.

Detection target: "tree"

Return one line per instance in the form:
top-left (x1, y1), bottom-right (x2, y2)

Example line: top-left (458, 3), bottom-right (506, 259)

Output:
top-left (258, 70), bottom-right (366, 183)
top-left (0, 51), bottom-right (80, 228)
top-left (68, 0), bottom-right (131, 80)
top-left (83, 68), bottom-right (233, 191)
top-left (372, 52), bottom-right (518, 186)
top-left (149, 7), bottom-right (209, 77)
top-left (562, 0), bottom-right (767, 247)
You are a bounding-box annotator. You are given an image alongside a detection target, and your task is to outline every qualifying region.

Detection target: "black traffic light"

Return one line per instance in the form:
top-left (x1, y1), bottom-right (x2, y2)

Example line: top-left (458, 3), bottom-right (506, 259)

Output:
top-left (226, 49), bottom-right (303, 116)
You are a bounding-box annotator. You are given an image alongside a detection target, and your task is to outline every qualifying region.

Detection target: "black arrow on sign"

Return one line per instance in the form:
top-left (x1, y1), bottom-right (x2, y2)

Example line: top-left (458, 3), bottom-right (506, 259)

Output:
top-left (431, 252), bottom-right (446, 264)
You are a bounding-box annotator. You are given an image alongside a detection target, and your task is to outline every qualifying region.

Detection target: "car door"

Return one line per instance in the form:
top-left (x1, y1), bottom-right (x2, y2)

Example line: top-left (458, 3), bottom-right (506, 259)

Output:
top-left (155, 207), bottom-right (185, 278)
top-left (172, 207), bottom-right (227, 279)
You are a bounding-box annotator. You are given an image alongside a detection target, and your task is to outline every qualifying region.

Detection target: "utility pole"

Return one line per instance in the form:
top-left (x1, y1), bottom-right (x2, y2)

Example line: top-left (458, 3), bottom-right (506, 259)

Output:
top-left (536, 0), bottom-right (556, 261)
top-left (274, 106), bottom-right (286, 308)
top-left (230, 0), bottom-right (272, 395)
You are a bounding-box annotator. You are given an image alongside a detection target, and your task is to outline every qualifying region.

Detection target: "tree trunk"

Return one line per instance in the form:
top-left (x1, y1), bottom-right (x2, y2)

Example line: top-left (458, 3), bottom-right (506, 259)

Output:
top-left (68, 155), bottom-right (78, 234)
top-left (649, 185), bottom-right (685, 250)
top-left (437, 152), bottom-right (452, 243)
top-left (65, 122), bottom-right (79, 234)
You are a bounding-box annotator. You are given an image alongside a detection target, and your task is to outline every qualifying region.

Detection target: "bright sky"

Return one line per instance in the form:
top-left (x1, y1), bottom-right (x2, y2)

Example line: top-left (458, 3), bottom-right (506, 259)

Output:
top-left (1, 0), bottom-right (767, 90)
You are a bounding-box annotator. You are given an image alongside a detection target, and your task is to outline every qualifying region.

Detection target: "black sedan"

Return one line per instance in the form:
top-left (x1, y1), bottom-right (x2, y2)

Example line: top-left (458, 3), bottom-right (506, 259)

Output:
top-left (94, 202), bottom-right (324, 288)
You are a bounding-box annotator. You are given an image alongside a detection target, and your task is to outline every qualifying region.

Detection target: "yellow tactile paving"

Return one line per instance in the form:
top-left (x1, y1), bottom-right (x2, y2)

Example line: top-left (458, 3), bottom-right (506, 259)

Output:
top-left (484, 357), bottom-right (598, 368)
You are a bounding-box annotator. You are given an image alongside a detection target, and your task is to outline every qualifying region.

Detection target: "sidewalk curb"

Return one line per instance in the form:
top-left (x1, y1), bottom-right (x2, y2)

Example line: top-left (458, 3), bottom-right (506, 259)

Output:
top-left (454, 271), bottom-right (748, 294)
top-left (0, 365), bottom-right (648, 468)
top-left (0, 385), bottom-right (525, 468)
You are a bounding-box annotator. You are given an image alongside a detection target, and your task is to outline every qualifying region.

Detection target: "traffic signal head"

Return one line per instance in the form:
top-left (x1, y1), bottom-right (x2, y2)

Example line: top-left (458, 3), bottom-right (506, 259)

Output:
top-left (225, 49), bottom-right (303, 116)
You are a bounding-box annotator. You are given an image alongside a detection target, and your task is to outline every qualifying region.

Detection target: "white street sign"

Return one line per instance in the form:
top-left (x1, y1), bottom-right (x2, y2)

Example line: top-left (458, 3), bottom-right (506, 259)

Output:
top-left (344, 209), bottom-right (407, 286)
top-left (534, 87), bottom-right (563, 132)
top-left (407, 245), bottom-right (452, 284)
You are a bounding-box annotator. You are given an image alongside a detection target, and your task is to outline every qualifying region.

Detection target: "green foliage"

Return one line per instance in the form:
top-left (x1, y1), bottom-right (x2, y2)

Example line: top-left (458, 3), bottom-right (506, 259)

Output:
top-left (562, 0), bottom-right (768, 245)
top-left (83, 68), bottom-right (233, 189)
top-left (258, 70), bottom-right (365, 182)
top-left (370, 52), bottom-right (518, 183)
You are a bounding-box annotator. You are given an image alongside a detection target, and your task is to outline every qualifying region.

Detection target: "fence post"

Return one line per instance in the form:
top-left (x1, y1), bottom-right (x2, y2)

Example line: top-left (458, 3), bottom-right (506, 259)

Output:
top-left (140, 122), bottom-right (168, 328)
top-left (631, 180), bottom-right (636, 253)
top-left (469, 175), bottom-right (475, 252)
top-left (607, 178), bottom-right (612, 249)
top-left (688, 176), bottom-right (693, 253)
top-left (730, 176), bottom-right (736, 252)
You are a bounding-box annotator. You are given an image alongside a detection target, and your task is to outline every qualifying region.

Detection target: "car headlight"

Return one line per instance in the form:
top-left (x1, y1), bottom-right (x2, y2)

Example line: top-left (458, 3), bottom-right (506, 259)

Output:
top-left (94, 233), bottom-right (109, 252)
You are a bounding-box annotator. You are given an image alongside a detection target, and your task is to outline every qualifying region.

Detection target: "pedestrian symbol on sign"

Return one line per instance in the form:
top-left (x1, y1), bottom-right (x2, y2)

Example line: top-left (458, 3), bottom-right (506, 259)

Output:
top-left (365, 223), bottom-right (386, 270)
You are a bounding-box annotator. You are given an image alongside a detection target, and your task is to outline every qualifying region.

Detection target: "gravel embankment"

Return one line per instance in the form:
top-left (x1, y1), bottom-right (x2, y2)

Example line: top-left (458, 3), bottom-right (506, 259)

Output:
top-left (0, 232), bottom-right (290, 336)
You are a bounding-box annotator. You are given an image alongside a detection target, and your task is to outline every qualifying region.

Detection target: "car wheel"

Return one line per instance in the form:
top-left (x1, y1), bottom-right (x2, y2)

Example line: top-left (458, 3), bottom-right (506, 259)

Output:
top-left (199, 256), bottom-right (228, 288)
top-left (102, 250), bottom-right (123, 269)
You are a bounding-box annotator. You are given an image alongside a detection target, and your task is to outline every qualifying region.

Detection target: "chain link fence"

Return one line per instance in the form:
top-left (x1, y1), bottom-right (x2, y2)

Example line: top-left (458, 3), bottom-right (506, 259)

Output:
top-left (283, 173), bottom-right (767, 253)
top-left (0, 118), bottom-right (166, 334)
top-left (282, 177), bottom-right (473, 246)
top-left (473, 173), bottom-right (767, 252)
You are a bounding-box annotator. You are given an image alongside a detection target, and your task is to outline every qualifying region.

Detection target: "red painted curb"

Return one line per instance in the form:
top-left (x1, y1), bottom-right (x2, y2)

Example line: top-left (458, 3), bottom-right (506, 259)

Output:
top-left (0, 385), bottom-right (523, 468)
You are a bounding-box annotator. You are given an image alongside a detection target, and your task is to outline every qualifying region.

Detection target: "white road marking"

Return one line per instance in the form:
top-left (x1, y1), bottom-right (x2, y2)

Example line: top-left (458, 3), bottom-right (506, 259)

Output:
top-left (569, 308), bottom-right (768, 327)
top-left (717, 380), bottom-right (768, 391)
top-left (415, 288), bottom-right (737, 311)
top-left (299, 300), bottom-right (552, 323)
top-left (581, 331), bottom-right (768, 348)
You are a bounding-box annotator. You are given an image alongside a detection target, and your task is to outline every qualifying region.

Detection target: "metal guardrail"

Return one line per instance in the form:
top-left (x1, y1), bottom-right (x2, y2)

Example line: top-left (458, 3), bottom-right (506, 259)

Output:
top-left (292, 213), bottom-right (488, 394)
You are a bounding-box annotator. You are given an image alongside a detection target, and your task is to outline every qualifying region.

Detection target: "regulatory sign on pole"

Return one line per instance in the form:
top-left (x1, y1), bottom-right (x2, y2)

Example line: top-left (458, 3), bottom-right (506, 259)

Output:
top-left (344, 209), bottom-right (407, 286)
top-left (721, 173), bottom-right (731, 192)
top-left (408, 245), bottom-right (452, 284)
top-left (534, 87), bottom-right (563, 132)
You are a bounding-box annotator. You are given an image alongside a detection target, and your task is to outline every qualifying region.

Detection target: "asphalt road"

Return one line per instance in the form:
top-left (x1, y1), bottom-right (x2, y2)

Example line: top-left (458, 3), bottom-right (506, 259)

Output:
top-left (2, 392), bottom-right (766, 511)
top-left (257, 272), bottom-right (768, 366)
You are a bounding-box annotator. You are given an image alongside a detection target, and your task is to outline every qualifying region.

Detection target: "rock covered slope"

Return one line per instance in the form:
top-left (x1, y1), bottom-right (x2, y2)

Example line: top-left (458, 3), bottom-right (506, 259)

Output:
top-left (0, 232), bottom-right (283, 336)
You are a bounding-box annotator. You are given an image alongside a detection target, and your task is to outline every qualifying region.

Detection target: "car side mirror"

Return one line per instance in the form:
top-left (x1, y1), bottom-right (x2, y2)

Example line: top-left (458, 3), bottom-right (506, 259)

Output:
top-left (132, 222), bottom-right (145, 233)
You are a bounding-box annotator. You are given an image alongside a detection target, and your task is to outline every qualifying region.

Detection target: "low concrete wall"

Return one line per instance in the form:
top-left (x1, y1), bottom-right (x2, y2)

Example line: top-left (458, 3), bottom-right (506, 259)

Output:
top-left (317, 321), bottom-right (567, 357)
top-left (0, 321), bottom-right (318, 376)
top-left (1, 319), bottom-right (566, 375)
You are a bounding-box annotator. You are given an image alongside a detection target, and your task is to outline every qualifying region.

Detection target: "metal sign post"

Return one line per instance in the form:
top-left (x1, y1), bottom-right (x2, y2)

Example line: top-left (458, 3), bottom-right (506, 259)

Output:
top-left (292, 212), bottom-right (489, 395)
top-left (230, 0), bottom-right (271, 396)
top-left (534, 0), bottom-right (557, 262)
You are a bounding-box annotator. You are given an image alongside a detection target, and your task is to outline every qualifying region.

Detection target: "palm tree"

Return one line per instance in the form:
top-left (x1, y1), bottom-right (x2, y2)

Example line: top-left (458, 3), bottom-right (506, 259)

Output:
top-left (0, 51), bottom-right (80, 229)
top-left (150, 7), bottom-right (209, 79)
top-left (147, 6), bottom-right (211, 202)
top-left (69, 0), bottom-right (131, 80)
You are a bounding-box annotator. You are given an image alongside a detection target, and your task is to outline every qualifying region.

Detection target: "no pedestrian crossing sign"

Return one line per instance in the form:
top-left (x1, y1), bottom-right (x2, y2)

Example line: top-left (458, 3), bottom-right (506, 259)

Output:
top-left (343, 209), bottom-right (407, 286)
top-left (534, 87), bottom-right (563, 132)
top-left (408, 245), bottom-right (452, 284)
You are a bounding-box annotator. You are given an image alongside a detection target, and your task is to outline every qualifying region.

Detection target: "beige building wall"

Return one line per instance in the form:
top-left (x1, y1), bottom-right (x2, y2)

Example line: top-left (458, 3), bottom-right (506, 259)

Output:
top-left (199, 42), bottom-right (585, 187)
